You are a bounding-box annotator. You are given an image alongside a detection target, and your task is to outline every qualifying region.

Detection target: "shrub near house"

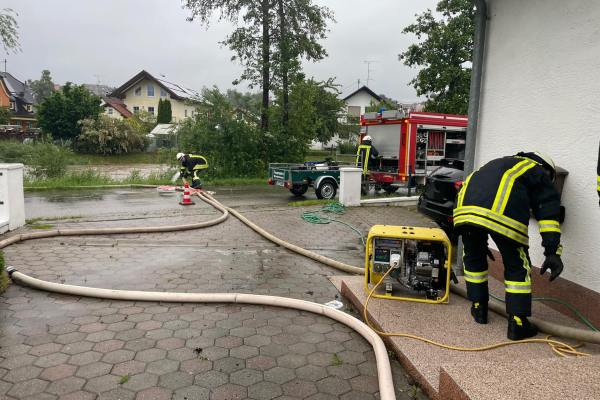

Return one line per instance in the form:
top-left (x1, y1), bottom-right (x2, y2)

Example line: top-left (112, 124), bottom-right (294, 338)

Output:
top-left (78, 115), bottom-right (150, 155)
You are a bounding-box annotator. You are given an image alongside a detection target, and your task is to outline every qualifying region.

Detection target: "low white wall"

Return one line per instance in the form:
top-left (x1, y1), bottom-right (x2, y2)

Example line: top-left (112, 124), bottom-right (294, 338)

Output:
top-left (0, 164), bottom-right (25, 234)
top-left (476, 0), bottom-right (600, 292)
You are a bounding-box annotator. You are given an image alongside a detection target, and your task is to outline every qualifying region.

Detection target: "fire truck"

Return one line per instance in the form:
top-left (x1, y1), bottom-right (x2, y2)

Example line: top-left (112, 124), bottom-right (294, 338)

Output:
top-left (359, 110), bottom-right (468, 192)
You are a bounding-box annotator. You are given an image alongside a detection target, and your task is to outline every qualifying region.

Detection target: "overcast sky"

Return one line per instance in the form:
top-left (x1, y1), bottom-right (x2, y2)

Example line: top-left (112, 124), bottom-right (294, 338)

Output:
top-left (5, 0), bottom-right (438, 102)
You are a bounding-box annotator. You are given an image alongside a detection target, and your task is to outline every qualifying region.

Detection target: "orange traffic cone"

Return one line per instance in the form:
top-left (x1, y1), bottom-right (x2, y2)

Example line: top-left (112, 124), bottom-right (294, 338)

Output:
top-left (179, 182), bottom-right (195, 206)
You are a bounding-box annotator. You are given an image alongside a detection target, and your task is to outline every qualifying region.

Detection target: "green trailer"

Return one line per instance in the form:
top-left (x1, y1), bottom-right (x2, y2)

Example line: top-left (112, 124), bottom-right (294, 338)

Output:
top-left (268, 160), bottom-right (346, 199)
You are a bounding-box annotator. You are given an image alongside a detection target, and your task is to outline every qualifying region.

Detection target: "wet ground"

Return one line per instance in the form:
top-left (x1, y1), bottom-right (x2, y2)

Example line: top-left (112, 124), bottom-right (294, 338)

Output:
top-left (1, 198), bottom-right (434, 400)
top-left (24, 186), bottom-right (321, 220)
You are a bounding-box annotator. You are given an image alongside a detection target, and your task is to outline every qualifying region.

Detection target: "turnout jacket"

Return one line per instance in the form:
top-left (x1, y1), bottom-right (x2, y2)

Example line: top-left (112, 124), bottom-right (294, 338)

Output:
top-left (454, 154), bottom-right (561, 256)
top-left (180, 154), bottom-right (208, 175)
top-left (356, 142), bottom-right (379, 174)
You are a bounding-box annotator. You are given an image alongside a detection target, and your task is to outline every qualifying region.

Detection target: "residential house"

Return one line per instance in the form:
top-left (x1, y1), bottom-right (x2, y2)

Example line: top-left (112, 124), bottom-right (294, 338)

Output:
top-left (84, 84), bottom-right (116, 96)
top-left (108, 71), bottom-right (199, 123)
top-left (0, 72), bottom-right (36, 131)
top-left (343, 86), bottom-right (382, 118)
top-left (102, 97), bottom-right (133, 120)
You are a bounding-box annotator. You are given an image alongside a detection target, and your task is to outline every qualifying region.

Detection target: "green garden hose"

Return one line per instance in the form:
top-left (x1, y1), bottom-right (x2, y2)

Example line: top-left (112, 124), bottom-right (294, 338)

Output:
top-left (301, 200), bottom-right (367, 247)
top-left (489, 293), bottom-right (598, 331)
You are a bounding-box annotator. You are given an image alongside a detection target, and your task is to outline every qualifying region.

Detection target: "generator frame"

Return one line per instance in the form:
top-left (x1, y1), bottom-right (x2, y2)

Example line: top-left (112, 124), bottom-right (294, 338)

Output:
top-left (364, 225), bottom-right (452, 304)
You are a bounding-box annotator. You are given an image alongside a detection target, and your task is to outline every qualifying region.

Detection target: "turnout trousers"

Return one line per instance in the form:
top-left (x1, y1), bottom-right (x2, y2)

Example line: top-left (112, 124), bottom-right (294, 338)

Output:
top-left (461, 227), bottom-right (533, 316)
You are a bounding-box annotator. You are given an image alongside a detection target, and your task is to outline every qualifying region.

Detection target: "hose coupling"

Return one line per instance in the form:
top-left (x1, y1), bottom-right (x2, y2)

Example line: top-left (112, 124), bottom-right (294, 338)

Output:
top-left (5, 266), bottom-right (18, 277)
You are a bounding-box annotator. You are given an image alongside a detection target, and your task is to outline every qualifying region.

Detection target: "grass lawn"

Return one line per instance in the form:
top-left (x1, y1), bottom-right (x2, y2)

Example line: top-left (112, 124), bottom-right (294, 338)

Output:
top-left (0, 251), bottom-right (7, 294)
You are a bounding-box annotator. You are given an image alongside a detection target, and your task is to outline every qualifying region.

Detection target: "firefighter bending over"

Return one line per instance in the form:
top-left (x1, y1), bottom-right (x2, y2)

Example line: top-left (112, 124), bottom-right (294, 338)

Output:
top-left (356, 135), bottom-right (379, 175)
top-left (454, 151), bottom-right (564, 341)
top-left (177, 153), bottom-right (208, 190)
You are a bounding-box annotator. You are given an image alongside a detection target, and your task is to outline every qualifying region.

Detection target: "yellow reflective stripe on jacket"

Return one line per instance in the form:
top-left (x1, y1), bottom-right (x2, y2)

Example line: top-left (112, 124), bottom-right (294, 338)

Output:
top-left (556, 244), bottom-right (563, 256)
top-left (492, 160), bottom-right (536, 214)
top-left (454, 214), bottom-right (529, 246)
top-left (457, 172), bottom-right (474, 208)
top-left (356, 145), bottom-right (371, 174)
top-left (539, 220), bottom-right (561, 233)
top-left (505, 280), bottom-right (531, 294)
top-left (454, 206), bottom-right (528, 236)
top-left (464, 269), bottom-right (488, 283)
top-left (597, 175), bottom-right (600, 191)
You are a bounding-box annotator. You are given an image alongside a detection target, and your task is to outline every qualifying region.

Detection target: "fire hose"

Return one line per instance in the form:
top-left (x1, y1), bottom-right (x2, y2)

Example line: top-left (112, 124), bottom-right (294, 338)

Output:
top-left (2, 190), bottom-right (600, 399)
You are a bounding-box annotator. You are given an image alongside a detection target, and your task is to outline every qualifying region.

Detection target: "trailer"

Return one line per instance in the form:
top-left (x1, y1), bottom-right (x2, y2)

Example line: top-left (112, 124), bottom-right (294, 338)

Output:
top-left (360, 111), bottom-right (468, 191)
top-left (268, 160), bottom-right (343, 199)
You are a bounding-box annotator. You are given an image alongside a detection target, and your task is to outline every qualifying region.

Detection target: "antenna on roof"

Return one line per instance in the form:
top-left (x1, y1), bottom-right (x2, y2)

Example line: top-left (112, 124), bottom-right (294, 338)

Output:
top-left (364, 60), bottom-right (379, 87)
top-left (160, 73), bottom-right (165, 77)
top-left (93, 74), bottom-right (107, 95)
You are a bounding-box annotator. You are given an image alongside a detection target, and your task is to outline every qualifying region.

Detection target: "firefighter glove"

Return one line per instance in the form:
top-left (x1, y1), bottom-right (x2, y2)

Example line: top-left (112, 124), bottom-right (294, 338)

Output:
top-left (540, 254), bottom-right (564, 282)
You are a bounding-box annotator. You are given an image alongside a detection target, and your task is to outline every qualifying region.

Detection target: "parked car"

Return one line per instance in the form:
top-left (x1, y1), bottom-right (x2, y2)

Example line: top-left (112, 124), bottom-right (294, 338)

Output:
top-left (417, 160), bottom-right (464, 232)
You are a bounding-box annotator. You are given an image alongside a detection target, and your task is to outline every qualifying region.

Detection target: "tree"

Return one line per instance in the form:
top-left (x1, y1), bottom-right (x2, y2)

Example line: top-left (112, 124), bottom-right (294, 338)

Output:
top-left (27, 70), bottom-right (56, 104)
top-left (164, 99), bottom-right (172, 123)
top-left (0, 8), bottom-right (20, 54)
top-left (399, 0), bottom-right (475, 115)
top-left (78, 115), bottom-right (150, 155)
top-left (365, 99), bottom-right (398, 113)
top-left (133, 110), bottom-right (157, 133)
top-left (35, 83), bottom-right (104, 142)
top-left (0, 105), bottom-right (12, 124)
top-left (182, 0), bottom-right (334, 133)
top-left (310, 78), bottom-right (346, 145)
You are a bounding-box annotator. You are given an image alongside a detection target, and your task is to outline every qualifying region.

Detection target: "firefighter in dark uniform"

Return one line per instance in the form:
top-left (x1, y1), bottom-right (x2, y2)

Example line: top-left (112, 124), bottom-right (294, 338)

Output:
top-left (356, 135), bottom-right (379, 175)
top-left (177, 153), bottom-right (208, 190)
top-left (454, 152), bottom-right (564, 340)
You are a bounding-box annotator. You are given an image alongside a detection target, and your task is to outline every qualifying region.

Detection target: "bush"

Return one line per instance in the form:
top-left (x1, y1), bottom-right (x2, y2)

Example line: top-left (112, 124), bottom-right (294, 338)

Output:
top-left (337, 140), bottom-right (358, 155)
top-left (179, 89), bottom-right (265, 180)
top-left (0, 139), bottom-right (73, 179)
top-left (78, 115), bottom-right (150, 155)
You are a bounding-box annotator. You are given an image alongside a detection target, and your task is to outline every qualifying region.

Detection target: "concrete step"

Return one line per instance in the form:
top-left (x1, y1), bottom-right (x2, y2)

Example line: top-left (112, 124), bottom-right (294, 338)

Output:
top-left (439, 355), bottom-right (600, 400)
top-left (330, 275), bottom-right (600, 400)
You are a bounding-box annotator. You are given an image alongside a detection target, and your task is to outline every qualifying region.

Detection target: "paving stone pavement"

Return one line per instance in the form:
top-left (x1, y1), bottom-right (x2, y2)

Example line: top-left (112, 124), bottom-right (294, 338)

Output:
top-left (1, 203), bottom-right (434, 399)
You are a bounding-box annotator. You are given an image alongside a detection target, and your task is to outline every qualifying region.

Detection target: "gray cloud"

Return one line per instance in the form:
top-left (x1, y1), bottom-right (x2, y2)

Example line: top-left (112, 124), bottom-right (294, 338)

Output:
top-left (6, 0), bottom-right (436, 102)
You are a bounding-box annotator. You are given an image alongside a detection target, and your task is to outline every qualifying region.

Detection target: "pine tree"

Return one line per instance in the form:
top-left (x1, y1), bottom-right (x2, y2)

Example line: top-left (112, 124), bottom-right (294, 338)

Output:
top-left (164, 100), bottom-right (172, 123)
top-left (157, 98), bottom-right (165, 123)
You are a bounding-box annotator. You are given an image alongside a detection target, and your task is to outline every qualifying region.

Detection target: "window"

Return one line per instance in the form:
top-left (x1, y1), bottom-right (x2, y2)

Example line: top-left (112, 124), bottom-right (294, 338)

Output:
top-left (133, 106), bottom-right (140, 113)
top-left (107, 107), bottom-right (114, 115)
top-left (134, 86), bottom-right (142, 97)
top-left (185, 109), bottom-right (188, 118)
top-left (147, 84), bottom-right (155, 97)
top-left (191, 110), bottom-right (194, 117)
top-left (160, 88), bottom-right (167, 97)
top-left (148, 106), bottom-right (155, 115)
top-left (27, 105), bottom-right (32, 112)
top-left (9, 102), bottom-right (14, 110)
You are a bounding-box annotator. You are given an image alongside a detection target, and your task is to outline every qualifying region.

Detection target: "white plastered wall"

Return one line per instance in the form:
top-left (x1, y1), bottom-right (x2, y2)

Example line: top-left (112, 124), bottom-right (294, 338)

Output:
top-left (475, 0), bottom-right (600, 292)
top-left (345, 91), bottom-right (380, 116)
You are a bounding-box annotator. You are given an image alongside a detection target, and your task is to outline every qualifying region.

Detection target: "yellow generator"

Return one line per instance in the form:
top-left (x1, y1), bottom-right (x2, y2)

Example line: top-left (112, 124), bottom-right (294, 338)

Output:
top-left (364, 225), bottom-right (457, 304)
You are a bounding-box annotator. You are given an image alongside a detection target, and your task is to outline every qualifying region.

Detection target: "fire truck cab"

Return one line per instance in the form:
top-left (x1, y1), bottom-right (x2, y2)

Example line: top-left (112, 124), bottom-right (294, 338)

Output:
top-left (360, 111), bottom-right (468, 190)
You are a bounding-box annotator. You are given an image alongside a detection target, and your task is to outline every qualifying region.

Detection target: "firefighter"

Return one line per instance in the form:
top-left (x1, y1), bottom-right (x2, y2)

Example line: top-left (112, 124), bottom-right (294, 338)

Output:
top-left (177, 153), bottom-right (208, 190)
top-left (356, 135), bottom-right (380, 175)
top-left (454, 152), bottom-right (564, 341)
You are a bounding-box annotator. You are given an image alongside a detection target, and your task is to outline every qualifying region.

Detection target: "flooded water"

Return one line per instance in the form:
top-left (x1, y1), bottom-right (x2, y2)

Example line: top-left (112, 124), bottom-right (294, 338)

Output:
top-left (23, 185), bottom-right (322, 220)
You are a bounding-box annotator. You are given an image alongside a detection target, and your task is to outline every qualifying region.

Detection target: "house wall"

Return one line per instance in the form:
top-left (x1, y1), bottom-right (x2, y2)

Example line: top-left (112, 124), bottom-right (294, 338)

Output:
top-left (121, 78), bottom-right (194, 123)
top-left (476, 0), bottom-right (600, 293)
top-left (345, 91), bottom-right (379, 116)
top-left (0, 81), bottom-right (10, 107)
top-left (104, 107), bottom-right (124, 120)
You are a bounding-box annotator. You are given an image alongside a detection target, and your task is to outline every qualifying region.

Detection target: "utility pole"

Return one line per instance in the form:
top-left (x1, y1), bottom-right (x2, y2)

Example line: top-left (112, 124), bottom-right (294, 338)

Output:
top-left (93, 74), bottom-right (107, 95)
top-left (364, 60), bottom-right (379, 87)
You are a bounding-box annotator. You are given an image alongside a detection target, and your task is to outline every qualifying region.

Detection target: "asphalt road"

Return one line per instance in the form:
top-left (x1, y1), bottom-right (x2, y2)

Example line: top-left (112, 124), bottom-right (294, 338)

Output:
top-left (24, 185), bottom-right (322, 220)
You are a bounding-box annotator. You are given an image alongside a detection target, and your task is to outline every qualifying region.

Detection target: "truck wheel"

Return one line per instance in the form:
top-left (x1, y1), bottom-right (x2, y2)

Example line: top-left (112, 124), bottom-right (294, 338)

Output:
top-left (382, 183), bottom-right (398, 195)
top-left (315, 181), bottom-right (337, 199)
top-left (290, 184), bottom-right (308, 197)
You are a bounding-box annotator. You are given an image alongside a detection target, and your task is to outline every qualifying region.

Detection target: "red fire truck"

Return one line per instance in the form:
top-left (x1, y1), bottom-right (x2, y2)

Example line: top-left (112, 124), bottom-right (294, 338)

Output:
top-left (360, 111), bottom-right (468, 191)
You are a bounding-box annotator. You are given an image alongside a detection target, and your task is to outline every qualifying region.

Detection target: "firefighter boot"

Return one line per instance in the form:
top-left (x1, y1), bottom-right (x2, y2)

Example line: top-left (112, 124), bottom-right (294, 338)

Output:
top-left (507, 315), bottom-right (538, 341)
top-left (191, 180), bottom-right (202, 190)
top-left (471, 302), bottom-right (488, 324)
